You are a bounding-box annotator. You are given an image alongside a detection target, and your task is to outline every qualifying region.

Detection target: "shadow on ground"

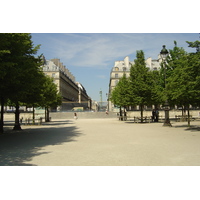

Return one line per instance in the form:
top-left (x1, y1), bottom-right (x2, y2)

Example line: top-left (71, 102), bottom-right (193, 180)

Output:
top-left (0, 120), bottom-right (81, 166)
top-left (171, 124), bottom-right (200, 132)
top-left (125, 120), bottom-right (200, 132)
top-left (124, 121), bottom-right (160, 124)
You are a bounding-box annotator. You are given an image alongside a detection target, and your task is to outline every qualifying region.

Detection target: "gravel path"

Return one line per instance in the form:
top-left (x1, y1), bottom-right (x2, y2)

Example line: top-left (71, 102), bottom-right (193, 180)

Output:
top-left (1, 118), bottom-right (200, 166)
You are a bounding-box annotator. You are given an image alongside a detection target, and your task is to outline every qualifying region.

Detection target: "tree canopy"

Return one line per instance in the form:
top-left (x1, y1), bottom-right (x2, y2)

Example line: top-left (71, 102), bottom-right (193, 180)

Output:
top-left (110, 40), bottom-right (200, 125)
top-left (0, 33), bottom-right (61, 132)
top-left (110, 73), bottom-right (130, 108)
top-left (129, 50), bottom-right (162, 122)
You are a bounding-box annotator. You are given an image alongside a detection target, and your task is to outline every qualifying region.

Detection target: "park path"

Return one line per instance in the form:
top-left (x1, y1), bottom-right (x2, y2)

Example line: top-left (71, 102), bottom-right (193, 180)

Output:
top-left (1, 118), bottom-right (200, 166)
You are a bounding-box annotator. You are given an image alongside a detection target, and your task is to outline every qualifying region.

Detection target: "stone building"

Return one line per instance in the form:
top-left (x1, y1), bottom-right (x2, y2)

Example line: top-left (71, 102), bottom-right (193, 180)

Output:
top-left (42, 57), bottom-right (91, 111)
top-left (108, 55), bottom-right (162, 112)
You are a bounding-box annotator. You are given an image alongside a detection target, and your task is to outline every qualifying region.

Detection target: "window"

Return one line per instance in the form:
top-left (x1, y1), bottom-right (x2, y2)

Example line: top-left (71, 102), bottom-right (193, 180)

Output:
top-left (115, 67), bottom-right (119, 71)
top-left (123, 67), bottom-right (126, 71)
top-left (52, 73), bottom-right (55, 78)
top-left (115, 73), bottom-right (118, 78)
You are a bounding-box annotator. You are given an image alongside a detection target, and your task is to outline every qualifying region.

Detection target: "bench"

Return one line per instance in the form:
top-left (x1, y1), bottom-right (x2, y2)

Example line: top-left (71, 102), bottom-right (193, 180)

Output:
top-left (24, 117), bottom-right (43, 125)
top-left (129, 116), bottom-right (151, 123)
top-left (175, 115), bottom-right (195, 122)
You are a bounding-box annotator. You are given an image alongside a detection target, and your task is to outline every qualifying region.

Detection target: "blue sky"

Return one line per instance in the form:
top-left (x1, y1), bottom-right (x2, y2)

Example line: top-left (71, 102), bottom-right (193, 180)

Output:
top-left (31, 33), bottom-right (199, 102)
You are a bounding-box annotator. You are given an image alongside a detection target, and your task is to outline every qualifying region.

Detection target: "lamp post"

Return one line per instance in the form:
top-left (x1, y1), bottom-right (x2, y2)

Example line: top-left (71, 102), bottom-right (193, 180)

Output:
top-left (106, 93), bottom-right (109, 111)
top-left (99, 89), bottom-right (102, 111)
top-left (160, 45), bottom-right (172, 127)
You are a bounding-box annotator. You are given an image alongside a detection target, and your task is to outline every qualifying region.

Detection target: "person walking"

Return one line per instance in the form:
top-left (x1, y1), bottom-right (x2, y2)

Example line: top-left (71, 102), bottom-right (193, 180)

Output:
top-left (74, 112), bottom-right (78, 120)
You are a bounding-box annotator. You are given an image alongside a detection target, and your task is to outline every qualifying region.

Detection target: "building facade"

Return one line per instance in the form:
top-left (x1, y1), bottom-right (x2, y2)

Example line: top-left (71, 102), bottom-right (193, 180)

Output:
top-left (42, 57), bottom-right (91, 111)
top-left (108, 56), bottom-right (162, 112)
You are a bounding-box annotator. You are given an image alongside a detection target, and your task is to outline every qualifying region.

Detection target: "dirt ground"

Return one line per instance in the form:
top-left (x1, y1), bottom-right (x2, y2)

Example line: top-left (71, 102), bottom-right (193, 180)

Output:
top-left (1, 118), bottom-right (200, 166)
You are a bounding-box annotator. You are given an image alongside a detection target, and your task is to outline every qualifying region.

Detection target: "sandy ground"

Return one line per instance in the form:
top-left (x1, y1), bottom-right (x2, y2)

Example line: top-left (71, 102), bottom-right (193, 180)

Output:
top-left (1, 118), bottom-right (200, 166)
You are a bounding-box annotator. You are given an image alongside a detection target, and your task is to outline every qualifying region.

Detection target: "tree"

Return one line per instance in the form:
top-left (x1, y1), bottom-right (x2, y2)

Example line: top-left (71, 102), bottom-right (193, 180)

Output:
top-left (9, 34), bottom-right (41, 130)
top-left (186, 40), bottom-right (200, 53)
top-left (110, 73), bottom-right (130, 120)
top-left (22, 68), bottom-right (47, 124)
top-left (129, 50), bottom-right (153, 122)
top-left (0, 33), bottom-right (41, 132)
top-left (40, 76), bottom-right (62, 122)
top-left (149, 70), bottom-right (165, 108)
top-left (163, 41), bottom-right (188, 107)
top-left (0, 34), bottom-right (10, 133)
top-left (166, 41), bottom-right (200, 126)
top-left (0, 34), bottom-right (17, 133)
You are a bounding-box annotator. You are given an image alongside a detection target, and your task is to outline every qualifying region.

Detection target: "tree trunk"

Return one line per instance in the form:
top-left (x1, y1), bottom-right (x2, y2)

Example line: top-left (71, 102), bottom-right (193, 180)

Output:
top-left (32, 105), bottom-right (35, 125)
top-left (140, 105), bottom-right (144, 123)
top-left (45, 107), bottom-right (47, 122)
top-left (119, 107), bottom-right (123, 121)
top-left (187, 106), bottom-right (190, 127)
top-left (13, 102), bottom-right (21, 130)
top-left (0, 97), bottom-right (4, 133)
top-left (183, 106), bottom-right (186, 118)
top-left (123, 106), bottom-right (127, 121)
top-left (181, 106), bottom-right (184, 117)
top-left (47, 107), bottom-right (50, 122)
top-left (46, 107), bottom-right (50, 122)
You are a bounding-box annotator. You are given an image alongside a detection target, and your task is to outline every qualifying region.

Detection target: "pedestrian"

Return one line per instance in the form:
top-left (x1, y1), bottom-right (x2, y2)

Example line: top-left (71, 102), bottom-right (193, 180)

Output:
top-left (20, 117), bottom-right (23, 124)
top-left (106, 109), bottom-right (108, 115)
top-left (74, 112), bottom-right (78, 120)
top-left (124, 108), bottom-right (127, 121)
top-left (152, 109), bottom-right (156, 122)
top-left (155, 109), bottom-right (159, 122)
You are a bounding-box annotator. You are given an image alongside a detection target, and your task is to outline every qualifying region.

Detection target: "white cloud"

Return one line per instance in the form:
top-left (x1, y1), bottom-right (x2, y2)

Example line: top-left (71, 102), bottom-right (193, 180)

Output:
top-left (33, 33), bottom-right (199, 69)
top-left (41, 34), bottom-right (141, 68)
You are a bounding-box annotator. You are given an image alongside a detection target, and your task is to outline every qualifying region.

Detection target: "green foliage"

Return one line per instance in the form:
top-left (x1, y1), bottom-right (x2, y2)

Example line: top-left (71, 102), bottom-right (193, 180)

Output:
top-left (129, 50), bottom-right (165, 122)
top-left (110, 50), bottom-right (165, 121)
top-left (158, 41), bottom-right (187, 91)
top-left (0, 34), bottom-right (41, 102)
top-left (129, 50), bottom-right (154, 106)
top-left (149, 70), bottom-right (165, 106)
top-left (166, 41), bottom-right (200, 107)
top-left (110, 73), bottom-right (130, 107)
top-left (0, 33), bottom-right (61, 131)
top-left (166, 41), bottom-right (200, 126)
top-left (0, 33), bottom-right (43, 130)
top-left (0, 33), bottom-right (61, 109)
top-left (40, 76), bottom-right (62, 108)
top-left (186, 40), bottom-right (200, 52)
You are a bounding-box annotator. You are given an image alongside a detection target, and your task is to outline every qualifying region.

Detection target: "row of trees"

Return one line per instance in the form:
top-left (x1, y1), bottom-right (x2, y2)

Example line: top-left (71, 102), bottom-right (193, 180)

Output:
top-left (0, 33), bottom-right (62, 133)
top-left (110, 40), bottom-right (200, 125)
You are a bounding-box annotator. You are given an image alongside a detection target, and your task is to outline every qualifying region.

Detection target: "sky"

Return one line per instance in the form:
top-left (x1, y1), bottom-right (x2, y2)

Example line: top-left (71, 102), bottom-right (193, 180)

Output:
top-left (31, 33), bottom-right (199, 102)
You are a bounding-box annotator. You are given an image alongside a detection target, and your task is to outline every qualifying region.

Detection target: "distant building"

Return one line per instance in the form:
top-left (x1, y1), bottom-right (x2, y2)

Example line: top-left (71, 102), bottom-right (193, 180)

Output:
top-left (42, 57), bottom-right (91, 111)
top-left (146, 56), bottom-right (162, 71)
top-left (108, 56), bottom-right (162, 112)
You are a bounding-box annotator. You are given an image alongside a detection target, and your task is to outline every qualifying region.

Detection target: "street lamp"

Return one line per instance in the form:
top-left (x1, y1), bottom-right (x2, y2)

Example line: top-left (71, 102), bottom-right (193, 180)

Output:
top-left (99, 89), bottom-right (102, 111)
top-left (160, 45), bottom-right (172, 127)
top-left (106, 93), bottom-right (109, 111)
